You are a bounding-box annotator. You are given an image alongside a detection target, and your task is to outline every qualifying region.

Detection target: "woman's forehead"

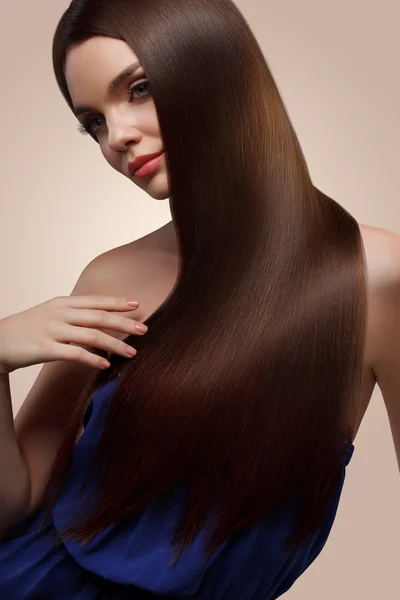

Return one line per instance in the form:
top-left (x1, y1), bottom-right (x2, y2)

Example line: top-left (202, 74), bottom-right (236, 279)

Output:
top-left (65, 37), bottom-right (140, 102)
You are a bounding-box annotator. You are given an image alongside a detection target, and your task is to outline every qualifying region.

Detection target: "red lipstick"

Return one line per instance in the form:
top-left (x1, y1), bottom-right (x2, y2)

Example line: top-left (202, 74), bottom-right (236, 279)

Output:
top-left (128, 151), bottom-right (164, 178)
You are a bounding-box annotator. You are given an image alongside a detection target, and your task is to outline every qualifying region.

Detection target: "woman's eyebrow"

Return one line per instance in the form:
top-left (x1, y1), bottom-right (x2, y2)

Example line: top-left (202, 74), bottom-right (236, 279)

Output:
top-left (72, 61), bottom-right (141, 117)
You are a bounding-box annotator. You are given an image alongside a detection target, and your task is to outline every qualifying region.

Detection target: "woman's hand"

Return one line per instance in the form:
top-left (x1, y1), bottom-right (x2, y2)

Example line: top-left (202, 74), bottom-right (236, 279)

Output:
top-left (0, 295), bottom-right (148, 375)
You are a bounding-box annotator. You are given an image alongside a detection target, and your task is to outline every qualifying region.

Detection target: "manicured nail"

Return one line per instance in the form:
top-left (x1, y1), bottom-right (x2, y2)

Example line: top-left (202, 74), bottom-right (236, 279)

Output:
top-left (127, 300), bottom-right (139, 307)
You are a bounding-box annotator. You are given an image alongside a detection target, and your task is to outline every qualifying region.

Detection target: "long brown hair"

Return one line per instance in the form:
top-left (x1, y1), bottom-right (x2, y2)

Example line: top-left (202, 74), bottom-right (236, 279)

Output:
top-left (44, 0), bottom-right (367, 563)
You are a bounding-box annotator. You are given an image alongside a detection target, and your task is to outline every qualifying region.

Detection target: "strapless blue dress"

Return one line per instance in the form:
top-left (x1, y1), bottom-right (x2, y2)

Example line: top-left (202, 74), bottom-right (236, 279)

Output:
top-left (0, 378), bottom-right (355, 599)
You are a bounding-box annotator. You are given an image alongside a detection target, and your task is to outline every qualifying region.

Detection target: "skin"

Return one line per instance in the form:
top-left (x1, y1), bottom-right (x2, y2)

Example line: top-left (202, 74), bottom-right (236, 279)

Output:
top-left (65, 36), bottom-right (172, 203)
top-left (65, 36), bottom-right (400, 469)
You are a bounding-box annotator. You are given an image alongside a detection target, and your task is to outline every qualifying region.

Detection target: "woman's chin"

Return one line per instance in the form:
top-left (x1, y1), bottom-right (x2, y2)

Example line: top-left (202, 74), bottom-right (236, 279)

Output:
top-left (131, 171), bottom-right (170, 201)
top-left (145, 177), bottom-right (170, 201)
top-left (148, 189), bottom-right (170, 201)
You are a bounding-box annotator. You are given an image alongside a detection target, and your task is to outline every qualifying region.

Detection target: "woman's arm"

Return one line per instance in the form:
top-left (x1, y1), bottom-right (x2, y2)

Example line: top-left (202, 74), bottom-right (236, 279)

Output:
top-left (368, 229), bottom-right (400, 472)
top-left (6, 244), bottom-right (146, 537)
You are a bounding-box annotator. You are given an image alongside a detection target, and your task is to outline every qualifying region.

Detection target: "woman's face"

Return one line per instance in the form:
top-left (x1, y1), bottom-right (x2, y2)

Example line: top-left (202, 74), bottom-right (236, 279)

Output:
top-left (64, 36), bottom-right (169, 200)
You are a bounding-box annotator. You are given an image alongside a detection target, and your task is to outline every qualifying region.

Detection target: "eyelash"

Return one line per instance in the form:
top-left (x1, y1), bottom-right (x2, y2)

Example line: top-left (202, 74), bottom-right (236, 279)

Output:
top-left (77, 79), bottom-right (151, 137)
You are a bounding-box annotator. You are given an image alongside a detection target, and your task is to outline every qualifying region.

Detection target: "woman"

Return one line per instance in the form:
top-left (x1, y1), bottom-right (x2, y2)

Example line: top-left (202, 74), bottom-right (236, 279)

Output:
top-left (0, 0), bottom-right (398, 598)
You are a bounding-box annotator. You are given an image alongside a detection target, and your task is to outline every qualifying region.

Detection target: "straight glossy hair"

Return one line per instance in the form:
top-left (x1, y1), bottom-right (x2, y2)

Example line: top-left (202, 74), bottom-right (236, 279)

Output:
top-left (44, 0), bottom-right (367, 563)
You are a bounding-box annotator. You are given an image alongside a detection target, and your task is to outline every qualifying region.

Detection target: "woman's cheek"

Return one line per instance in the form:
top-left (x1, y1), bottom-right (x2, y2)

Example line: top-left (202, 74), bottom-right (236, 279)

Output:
top-left (101, 147), bottom-right (120, 172)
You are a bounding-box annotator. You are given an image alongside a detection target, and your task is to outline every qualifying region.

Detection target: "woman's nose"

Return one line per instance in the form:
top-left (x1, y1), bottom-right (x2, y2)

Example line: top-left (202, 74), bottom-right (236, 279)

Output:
top-left (107, 120), bottom-right (141, 152)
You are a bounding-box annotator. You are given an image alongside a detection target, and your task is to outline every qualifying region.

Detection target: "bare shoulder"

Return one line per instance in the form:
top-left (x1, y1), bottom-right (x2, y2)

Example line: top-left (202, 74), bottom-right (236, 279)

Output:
top-left (84, 222), bottom-right (179, 323)
top-left (359, 223), bottom-right (400, 291)
top-left (359, 223), bottom-right (400, 366)
top-left (359, 223), bottom-right (400, 464)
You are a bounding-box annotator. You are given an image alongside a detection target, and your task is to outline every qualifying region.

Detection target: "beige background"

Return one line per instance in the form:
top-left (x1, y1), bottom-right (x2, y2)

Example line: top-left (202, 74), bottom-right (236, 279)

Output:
top-left (1, 0), bottom-right (399, 597)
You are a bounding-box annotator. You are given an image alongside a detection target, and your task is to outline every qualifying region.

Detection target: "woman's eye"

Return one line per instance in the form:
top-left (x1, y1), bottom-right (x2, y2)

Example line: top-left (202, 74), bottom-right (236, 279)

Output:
top-left (129, 80), bottom-right (151, 101)
top-left (87, 117), bottom-right (104, 134)
top-left (77, 117), bottom-right (103, 137)
top-left (77, 80), bottom-right (150, 138)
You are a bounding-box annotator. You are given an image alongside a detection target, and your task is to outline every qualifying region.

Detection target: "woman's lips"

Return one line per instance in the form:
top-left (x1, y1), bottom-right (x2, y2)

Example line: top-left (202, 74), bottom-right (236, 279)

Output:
top-left (133, 152), bottom-right (164, 178)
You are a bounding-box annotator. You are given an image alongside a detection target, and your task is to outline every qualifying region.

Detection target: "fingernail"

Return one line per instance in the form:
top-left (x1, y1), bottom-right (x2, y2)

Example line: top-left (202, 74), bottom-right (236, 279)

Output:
top-left (136, 324), bottom-right (148, 333)
top-left (127, 301), bottom-right (139, 307)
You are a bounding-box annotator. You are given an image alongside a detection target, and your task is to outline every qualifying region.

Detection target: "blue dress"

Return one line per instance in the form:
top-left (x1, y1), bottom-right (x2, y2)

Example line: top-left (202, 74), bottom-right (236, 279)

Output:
top-left (0, 378), bottom-right (355, 599)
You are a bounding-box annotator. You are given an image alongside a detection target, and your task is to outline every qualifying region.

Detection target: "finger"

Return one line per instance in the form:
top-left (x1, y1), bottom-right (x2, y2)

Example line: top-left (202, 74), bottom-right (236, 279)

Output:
top-left (57, 296), bottom-right (140, 311)
top-left (61, 308), bottom-right (147, 335)
top-left (61, 326), bottom-right (138, 358)
top-left (50, 344), bottom-right (112, 370)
